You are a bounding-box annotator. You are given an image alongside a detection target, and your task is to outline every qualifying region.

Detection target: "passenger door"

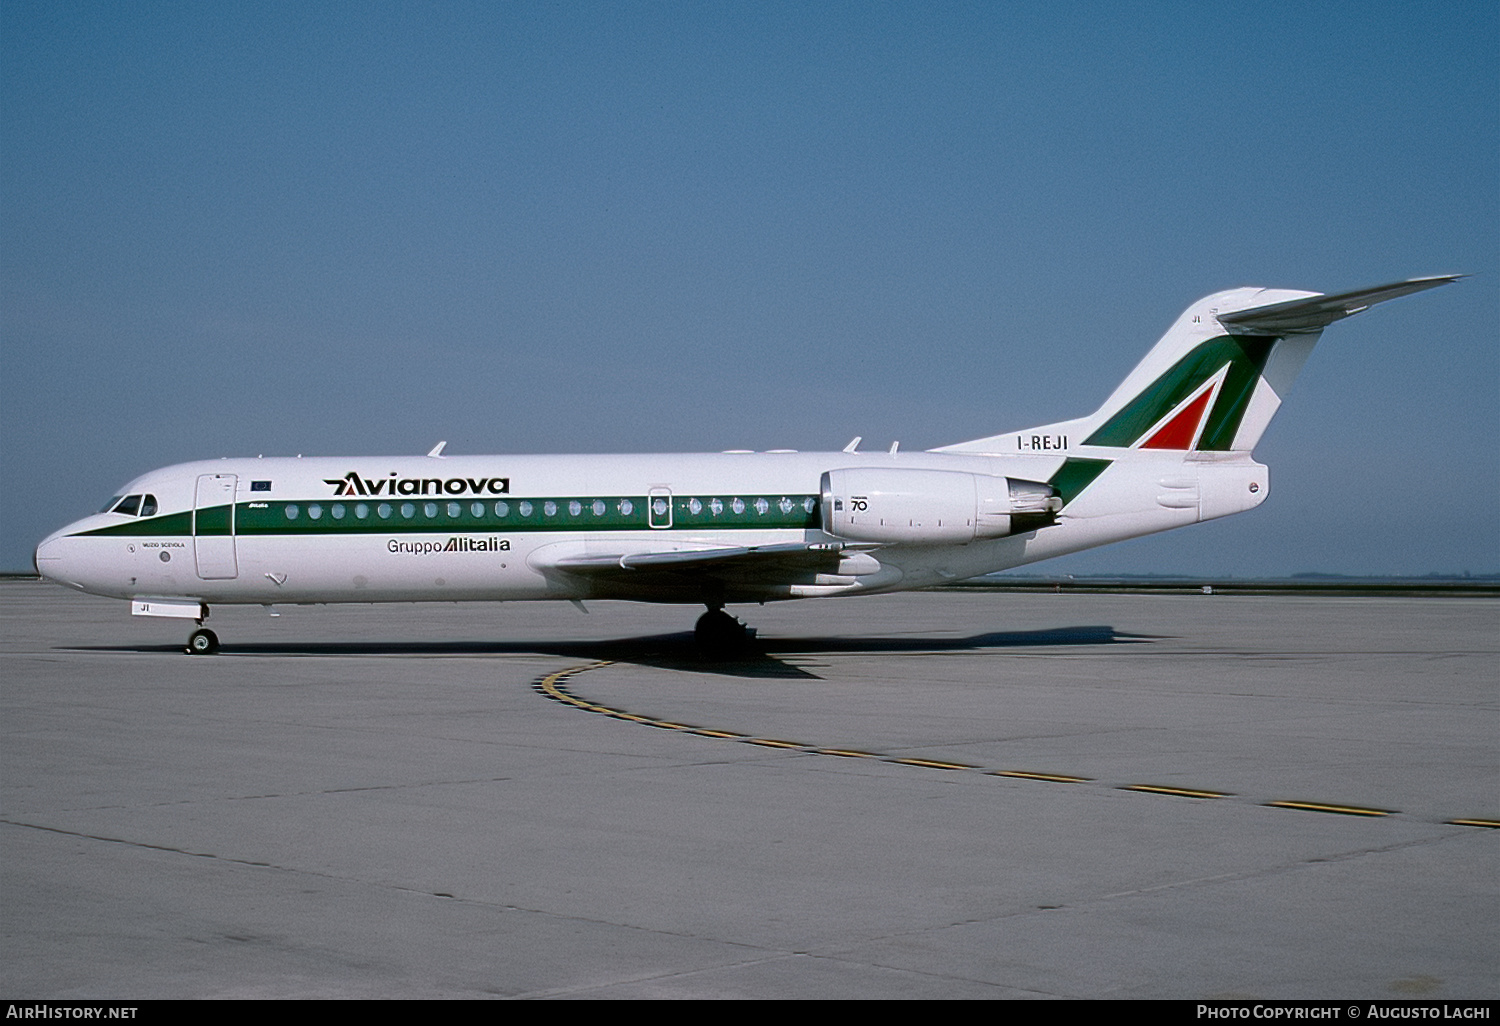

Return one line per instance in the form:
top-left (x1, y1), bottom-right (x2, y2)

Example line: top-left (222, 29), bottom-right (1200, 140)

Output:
top-left (193, 473), bottom-right (239, 579)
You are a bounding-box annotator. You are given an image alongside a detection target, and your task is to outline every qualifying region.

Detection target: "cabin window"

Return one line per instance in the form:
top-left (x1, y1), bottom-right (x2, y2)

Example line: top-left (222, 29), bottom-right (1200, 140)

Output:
top-left (802, 497), bottom-right (816, 514)
top-left (618, 499), bottom-right (634, 516)
top-left (285, 504), bottom-right (300, 520)
top-left (331, 503), bottom-right (346, 519)
top-left (731, 498), bottom-right (745, 515)
top-left (250, 481), bottom-right (271, 492)
top-left (355, 503), bottom-right (370, 519)
top-left (377, 503), bottom-right (392, 519)
top-left (688, 498), bottom-right (703, 515)
top-left (470, 502), bottom-right (484, 518)
top-left (519, 501), bottom-right (533, 517)
top-left (754, 498), bottom-right (770, 515)
top-left (710, 498), bottom-right (723, 516)
top-left (495, 501), bottom-right (510, 517)
top-left (401, 503), bottom-right (416, 518)
top-left (543, 501), bottom-right (558, 517)
top-left (308, 503), bottom-right (322, 520)
top-left (447, 502), bottom-right (462, 518)
top-left (568, 500), bottom-right (582, 517)
top-left (592, 499), bottom-right (606, 516)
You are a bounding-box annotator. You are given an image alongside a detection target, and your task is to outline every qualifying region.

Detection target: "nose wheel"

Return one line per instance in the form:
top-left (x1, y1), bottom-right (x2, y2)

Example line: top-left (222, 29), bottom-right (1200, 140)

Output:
top-left (186, 628), bottom-right (220, 655)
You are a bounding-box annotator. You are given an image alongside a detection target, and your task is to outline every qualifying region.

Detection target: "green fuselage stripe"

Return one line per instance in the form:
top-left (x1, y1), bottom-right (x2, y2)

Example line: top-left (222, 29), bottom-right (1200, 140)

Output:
top-left (1048, 458), bottom-right (1112, 507)
top-left (79, 494), bottom-right (823, 538)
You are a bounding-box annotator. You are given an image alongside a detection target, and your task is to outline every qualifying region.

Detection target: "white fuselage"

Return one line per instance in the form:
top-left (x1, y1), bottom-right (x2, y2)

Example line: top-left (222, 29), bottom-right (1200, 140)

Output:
top-left (34, 447), bottom-right (1260, 609)
top-left (51, 274), bottom-right (1459, 626)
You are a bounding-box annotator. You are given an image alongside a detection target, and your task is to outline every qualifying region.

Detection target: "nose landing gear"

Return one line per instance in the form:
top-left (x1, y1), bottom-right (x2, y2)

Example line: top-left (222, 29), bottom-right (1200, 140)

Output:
top-left (186, 627), bottom-right (220, 655)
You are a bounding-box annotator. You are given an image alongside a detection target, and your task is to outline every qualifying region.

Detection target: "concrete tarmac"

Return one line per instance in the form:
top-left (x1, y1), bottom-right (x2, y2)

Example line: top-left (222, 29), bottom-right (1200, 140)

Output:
top-left (1, 579), bottom-right (1495, 999)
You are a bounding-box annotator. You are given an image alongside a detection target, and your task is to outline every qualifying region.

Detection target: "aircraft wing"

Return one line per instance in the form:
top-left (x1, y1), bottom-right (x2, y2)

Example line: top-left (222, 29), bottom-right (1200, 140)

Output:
top-left (1218, 275), bottom-right (1462, 334)
top-left (545, 541), bottom-right (848, 582)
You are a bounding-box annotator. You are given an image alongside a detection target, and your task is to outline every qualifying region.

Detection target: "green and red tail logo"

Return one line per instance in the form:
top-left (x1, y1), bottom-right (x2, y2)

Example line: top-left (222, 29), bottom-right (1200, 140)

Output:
top-left (1083, 335), bottom-right (1277, 450)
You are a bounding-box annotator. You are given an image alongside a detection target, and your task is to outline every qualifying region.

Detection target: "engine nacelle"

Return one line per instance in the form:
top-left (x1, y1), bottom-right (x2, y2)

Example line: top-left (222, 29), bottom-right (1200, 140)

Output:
top-left (820, 468), bottom-right (1059, 544)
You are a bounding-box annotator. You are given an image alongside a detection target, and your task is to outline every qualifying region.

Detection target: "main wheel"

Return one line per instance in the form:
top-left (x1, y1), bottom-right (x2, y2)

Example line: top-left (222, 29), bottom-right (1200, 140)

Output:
top-left (694, 609), bottom-right (755, 656)
top-left (187, 628), bottom-right (220, 655)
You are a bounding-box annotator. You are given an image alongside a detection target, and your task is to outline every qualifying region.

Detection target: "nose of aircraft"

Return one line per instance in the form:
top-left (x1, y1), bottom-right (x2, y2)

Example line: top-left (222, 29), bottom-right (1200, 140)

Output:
top-left (34, 528), bottom-right (82, 589)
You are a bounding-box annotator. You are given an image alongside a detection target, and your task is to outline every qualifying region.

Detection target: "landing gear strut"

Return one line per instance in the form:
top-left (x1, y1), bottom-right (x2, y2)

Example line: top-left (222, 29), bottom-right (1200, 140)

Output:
top-left (694, 605), bottom-right (756, 656)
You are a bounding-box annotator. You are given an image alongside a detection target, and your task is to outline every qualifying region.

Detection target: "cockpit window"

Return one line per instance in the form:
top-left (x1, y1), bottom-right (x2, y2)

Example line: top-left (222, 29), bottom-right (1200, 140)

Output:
top-left (139, 494), bottom-right (158, 517)
top-left (112, 495), bottom-right (142, 517)
top-left (99, 496), bottom-right (123, 514)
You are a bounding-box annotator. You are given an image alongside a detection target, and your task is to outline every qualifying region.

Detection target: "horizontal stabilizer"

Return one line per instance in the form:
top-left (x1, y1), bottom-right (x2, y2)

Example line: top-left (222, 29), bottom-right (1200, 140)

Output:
top-left (1217, 275), bottom-right (1463, 335)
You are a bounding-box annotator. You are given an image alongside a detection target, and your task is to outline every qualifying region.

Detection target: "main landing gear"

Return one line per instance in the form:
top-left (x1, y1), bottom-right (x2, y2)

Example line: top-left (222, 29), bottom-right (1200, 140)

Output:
top-left (694, 605), bottom-right (756, 656)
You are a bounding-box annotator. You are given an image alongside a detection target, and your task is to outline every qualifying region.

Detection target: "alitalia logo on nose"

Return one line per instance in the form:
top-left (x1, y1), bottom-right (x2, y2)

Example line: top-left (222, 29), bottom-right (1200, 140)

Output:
top-left (325, 472), bottom-right (510, 497)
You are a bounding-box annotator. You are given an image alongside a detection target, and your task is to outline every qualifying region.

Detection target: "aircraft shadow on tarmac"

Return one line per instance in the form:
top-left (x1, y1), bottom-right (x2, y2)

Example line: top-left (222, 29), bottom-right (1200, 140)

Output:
top-left (72, 625), bottom-right (1162, 680)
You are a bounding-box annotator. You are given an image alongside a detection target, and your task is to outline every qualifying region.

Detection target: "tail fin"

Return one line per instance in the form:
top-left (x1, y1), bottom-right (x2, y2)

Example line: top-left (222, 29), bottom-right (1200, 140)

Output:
top-left (936, 276), bottom-right (1461, 456)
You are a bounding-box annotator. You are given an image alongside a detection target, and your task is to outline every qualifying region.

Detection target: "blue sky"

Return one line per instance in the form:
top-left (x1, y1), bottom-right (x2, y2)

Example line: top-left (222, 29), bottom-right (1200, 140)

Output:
top-left (3, 1), bottom-right (1496, 575)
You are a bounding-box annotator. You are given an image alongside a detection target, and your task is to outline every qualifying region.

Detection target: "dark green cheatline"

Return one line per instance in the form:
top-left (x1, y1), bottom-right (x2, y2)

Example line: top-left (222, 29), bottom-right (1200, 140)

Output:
top-left (78, 493), bottom-right (823, 537)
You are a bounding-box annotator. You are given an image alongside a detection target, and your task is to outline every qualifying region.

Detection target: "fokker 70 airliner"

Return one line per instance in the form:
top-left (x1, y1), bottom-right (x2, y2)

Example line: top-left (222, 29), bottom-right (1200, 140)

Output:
top-left (36, 276), bottom-right (1460, 653)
